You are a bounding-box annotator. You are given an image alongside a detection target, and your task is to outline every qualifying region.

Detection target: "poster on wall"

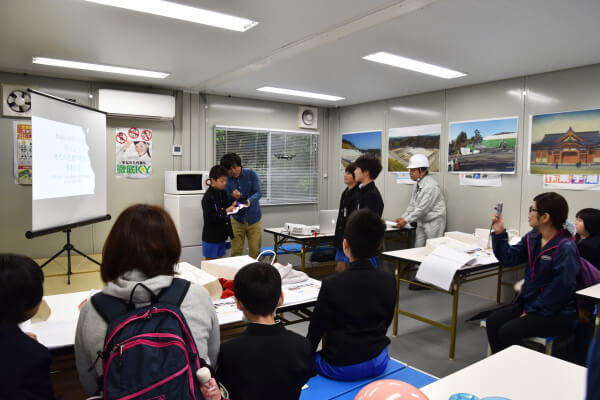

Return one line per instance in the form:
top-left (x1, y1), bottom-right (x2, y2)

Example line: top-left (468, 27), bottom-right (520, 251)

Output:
top-left (529, 109), bottom-right (600, 175)
top-left (341, 130), bottom-right (382, 168)
top-left (542, 174), bottom-right (600, 190)
top-left (448, 117), bottom-right (518, 173)
top-left (459, 173), bottom-right (502, 187)
top-left (116, 127), bottom-right (152, 179)
top-left (388, 124), bottom-right (440, 181)
top-left (13, 120), bottom-right (32, 185)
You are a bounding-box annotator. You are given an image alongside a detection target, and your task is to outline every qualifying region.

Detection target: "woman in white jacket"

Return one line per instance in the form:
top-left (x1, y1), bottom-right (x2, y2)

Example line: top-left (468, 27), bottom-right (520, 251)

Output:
top-left (74, 204), bottom-right (220, 395)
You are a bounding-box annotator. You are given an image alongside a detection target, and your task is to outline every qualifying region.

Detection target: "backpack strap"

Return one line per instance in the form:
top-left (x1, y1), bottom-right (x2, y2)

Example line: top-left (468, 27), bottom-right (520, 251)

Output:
top-left (91, 292), bottom-right (129, 323)
top-left (157, 277), bottom-right (191, 307)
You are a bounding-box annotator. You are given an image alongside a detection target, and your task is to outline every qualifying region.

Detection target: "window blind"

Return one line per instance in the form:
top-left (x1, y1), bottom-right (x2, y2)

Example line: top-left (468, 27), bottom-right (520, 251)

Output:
top-left (215, 126), bottom-right (319, 205)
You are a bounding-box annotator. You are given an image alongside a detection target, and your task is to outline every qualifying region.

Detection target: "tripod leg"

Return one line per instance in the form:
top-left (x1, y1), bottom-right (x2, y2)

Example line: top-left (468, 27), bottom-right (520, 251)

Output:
top-left (67, 245), bottom-right (72, 285)
top-left (39, 247), bottom-right (67, 268)
top-left (71, 247), bottom-right (101, 266)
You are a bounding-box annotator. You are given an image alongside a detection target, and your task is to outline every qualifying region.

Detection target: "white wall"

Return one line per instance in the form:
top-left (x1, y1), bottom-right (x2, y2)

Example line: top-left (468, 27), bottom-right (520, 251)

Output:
top-left (331, 64), bottom-right (600, 299)
top-left (0, 74), bottom-right (327, 258)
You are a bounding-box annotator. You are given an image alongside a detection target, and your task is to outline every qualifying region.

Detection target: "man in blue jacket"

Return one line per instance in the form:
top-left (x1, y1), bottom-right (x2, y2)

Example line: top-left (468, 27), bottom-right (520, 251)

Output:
top-left (486, 192), bottom-right (579, 353)
top-left (220, 153), bottom-right (263, 258)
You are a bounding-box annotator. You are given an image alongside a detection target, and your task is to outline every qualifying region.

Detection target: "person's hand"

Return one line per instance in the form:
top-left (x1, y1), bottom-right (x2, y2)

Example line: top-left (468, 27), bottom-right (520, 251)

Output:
top-left (395, 218), bottom-right (407, 229)
top-left (232, 190), bottom-right (241, 199)
top-left (520, 311), bottom-right (527, 318)
top-left (492, 213), bottom-right (505, 235)
top-left (199, 378), bottom-right (221, 400)
top-left (25, 332), bottom-right (38, 341)
top-left (246, 200), bottom-right (250, 207)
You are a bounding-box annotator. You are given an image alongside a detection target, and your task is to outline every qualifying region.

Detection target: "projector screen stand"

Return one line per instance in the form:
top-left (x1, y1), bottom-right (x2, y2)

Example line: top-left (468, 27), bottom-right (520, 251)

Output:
top-left (39, 228), bottom-right (101, 285)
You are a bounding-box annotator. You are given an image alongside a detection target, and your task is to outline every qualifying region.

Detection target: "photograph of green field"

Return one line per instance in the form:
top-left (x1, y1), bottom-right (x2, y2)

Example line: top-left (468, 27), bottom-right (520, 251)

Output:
top-left (448, 117), bottom-right (518, 173)
top-left (530, 109), bottom-right (600, 175)
top-left (388, 124), bottom-right (440, 172)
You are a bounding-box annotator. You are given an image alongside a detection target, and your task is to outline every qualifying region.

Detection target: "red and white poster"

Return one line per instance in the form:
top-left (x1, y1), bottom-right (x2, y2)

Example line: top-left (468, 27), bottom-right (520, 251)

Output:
top-left (14, 121), bottom-right (32, 184)
top-left (115, 127), bottom-right (152, 179)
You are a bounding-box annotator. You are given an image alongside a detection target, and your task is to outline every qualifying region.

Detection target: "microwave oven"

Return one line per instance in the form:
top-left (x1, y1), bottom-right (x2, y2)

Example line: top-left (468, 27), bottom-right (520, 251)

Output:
top-left (164, 170), bottom-right (210, 195)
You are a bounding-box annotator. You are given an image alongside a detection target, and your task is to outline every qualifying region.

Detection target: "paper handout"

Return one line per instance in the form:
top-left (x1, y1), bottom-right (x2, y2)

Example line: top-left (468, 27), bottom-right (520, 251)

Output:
top-left (415, 246), bottom-right (477, 291)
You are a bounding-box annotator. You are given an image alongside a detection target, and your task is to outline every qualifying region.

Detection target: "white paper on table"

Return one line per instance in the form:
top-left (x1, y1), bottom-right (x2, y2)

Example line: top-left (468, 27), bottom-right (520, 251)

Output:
top-left (283, 280), bottom-right (321, 305)
top-left (416, 246), bottom-right (477, 291)
top-left (28, 320), bottom-right (78, 349)
top-left (214, 297), bottom-right (243, 325)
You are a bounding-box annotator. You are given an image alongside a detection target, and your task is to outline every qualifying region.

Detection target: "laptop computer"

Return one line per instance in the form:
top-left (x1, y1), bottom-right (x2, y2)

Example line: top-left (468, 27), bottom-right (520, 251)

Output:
top-left (319, 209), bottom-right (338, 235)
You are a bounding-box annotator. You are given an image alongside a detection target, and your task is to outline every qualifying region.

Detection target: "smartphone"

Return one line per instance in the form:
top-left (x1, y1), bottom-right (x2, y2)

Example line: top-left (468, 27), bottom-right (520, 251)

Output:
top-left (494, 202), bottom-right (503, 217)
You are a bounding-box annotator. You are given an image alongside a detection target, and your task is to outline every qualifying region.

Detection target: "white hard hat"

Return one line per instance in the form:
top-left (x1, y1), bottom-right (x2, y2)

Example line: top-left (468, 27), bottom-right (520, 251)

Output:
top-left (407, 154), bottom-right (429, 169)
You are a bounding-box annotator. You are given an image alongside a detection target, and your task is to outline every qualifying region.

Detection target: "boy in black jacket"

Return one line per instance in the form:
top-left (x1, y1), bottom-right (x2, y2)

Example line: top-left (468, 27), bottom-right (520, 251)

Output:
top-left (307, 210), bottom-right (396, 381)
top-left (0, 253), bottom-right (55, 400)
top-left (354, 155), bottom-right (384, 217)
top-left (217, 262), bottom-right (313, 400)
top-left (334, 163), bottom-right (359, 272)
top-left (202, 166), bottom-right (236, 259)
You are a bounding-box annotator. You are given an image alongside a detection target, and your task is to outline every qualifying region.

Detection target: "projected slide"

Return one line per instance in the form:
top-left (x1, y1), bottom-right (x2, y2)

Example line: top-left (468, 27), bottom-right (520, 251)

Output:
top-left (32, 117), bottom-right (95, 200)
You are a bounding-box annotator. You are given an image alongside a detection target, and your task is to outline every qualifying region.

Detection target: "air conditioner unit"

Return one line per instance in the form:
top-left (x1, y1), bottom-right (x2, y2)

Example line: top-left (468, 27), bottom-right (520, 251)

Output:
top-left (97, 89), bottom-right (175, 120)
top-left (298, 106), bottom-right (318, 129)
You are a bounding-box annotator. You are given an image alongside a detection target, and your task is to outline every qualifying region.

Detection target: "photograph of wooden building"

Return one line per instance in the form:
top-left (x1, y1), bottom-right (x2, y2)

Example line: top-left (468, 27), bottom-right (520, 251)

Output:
top-left (530, 109), bottom-right (600, 175)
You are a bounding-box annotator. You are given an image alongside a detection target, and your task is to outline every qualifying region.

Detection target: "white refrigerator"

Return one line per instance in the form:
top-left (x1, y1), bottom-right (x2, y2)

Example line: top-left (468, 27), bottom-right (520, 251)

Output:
top-left (164, 193), bottom-right (204, 267)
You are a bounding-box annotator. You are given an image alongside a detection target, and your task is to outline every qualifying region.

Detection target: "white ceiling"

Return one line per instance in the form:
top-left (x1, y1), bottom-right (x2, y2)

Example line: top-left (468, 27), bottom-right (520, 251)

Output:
top-left (1, 0), bottom-right (600, 106)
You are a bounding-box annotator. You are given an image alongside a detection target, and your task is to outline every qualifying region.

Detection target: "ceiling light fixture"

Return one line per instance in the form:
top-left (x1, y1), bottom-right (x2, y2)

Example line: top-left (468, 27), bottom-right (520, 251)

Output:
top-left (32, 57), bottom-right (170, 78)
top-left (363, 51), bottom-right (466, 79)
top-left (84, 0), bottom-right (258, 32)
top-left (257, 86), bottom-right (344, 102)
top-left (390, 106), bottom-right (440, 117)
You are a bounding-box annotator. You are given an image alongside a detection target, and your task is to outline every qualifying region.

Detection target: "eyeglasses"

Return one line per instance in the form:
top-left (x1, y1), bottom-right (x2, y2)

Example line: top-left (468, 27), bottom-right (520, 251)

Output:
top-left (529, 206), bottom-right (540, 213)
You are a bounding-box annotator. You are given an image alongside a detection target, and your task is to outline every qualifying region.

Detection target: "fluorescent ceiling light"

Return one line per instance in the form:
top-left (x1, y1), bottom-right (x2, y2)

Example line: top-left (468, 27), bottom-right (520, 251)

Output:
top-left (210, 104), bottom-right (273, 113)
top-left (32, 57), bottom-right (169, 79)
top-left (507, 89), bottom-right (558, 104)
top-left (84, 0), bottom-right (258, 32)
top-left (257, 86), bottom-right (344, 102)
top-left (391, 106), bottom-right (439, 117)
top-left (363, 52), bottom-right (466, 79)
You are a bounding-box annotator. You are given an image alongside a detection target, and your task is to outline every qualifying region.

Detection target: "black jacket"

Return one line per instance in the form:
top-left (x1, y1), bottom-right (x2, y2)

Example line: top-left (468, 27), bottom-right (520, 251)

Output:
top-left (307, 260), bottom-right (396, 366)
top-left (0, 324), bottom-right (54, 400)
top-left (333, 185), bottom-right (359, 249)
top-left (202, 187), bottom-right (234, 243)
top-left (217, 323), bottom-right (313, 400)
top-left (356, 182), bottom-right (384, 217)
top-left (577, 233), bottom-right (600, 270)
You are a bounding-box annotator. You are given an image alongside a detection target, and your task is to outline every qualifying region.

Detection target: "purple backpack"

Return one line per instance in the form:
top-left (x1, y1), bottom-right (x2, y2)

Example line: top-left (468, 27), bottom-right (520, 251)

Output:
top-left (557, 238), bottom-right (600, 320)
top-left (91, 278), bottom-right (206, 399)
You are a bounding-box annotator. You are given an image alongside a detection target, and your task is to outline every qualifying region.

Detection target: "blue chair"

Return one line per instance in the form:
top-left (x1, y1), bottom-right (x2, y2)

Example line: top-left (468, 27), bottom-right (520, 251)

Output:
top-left (260, 244), bottom-right (303, 255)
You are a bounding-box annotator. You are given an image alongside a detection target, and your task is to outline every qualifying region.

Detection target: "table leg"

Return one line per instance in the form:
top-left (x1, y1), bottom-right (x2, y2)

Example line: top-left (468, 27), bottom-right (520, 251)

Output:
top-left (301, 242), bottom-right (306, 273)
top-left (273, 234), bottom-right (280, 255)
top-left (393, 260), bottom-right (400, 337)
top-left (449, 278), bottom-right (460, 360)
top-left (496, 265), bottom-right (503, 303)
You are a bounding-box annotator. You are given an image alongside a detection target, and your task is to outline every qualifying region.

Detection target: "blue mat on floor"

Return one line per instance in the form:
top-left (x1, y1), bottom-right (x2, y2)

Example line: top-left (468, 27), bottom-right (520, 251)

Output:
top-left (333, 366), bottom-right (437, 399)
top-left (300, 359), bottom-right (406, 400)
